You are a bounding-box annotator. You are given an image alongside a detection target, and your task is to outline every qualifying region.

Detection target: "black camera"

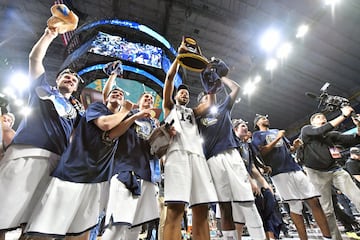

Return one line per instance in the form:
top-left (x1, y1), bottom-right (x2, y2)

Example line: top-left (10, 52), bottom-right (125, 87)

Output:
top-left (306, 82), bottom-right (360, 122)
top-left (318, 82), bottom-right (350, 112)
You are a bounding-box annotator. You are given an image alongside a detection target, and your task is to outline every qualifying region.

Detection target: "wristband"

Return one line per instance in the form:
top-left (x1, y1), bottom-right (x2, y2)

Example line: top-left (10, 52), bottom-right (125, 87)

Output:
top-left (342, 114), bottom-right (349, 118)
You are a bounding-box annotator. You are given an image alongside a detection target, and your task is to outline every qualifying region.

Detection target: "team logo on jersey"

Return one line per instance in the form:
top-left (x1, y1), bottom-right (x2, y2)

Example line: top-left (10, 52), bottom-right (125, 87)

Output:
top-left (199, 110), bottom-right (219, 127)
top-left (265, 133), bottom-right (283, 147)
top-left (199, 117), bottom-right (218, 127)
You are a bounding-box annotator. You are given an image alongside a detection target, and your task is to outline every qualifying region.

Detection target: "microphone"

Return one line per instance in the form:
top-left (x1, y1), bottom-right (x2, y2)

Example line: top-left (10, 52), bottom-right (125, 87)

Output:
top-left (305, 92), bottom-right (319, 99)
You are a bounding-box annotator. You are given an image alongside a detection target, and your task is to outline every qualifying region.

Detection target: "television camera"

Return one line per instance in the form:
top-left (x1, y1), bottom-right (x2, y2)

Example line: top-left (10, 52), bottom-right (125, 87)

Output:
top-left (306, 82), bottom-right (360, 121)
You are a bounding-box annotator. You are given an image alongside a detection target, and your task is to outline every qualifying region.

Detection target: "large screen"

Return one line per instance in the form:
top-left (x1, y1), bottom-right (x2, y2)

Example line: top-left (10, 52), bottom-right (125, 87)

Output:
top-left (88, 31), bottom-right (163, 69)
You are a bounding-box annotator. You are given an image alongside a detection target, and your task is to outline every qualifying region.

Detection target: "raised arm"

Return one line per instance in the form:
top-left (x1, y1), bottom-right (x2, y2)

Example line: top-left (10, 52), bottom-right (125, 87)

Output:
top-left (302, 106), bottom-right (355, 137)
top-left (102, 73), bottom-right (117, 104)
top-left (221, 76), bottom-right (240, 105)
top-left (29, 27), bottom-right (59, 80)
top-left (102, 61), bottom-right (123, 103)
top-left (162, 59), bottom-right (179, 118)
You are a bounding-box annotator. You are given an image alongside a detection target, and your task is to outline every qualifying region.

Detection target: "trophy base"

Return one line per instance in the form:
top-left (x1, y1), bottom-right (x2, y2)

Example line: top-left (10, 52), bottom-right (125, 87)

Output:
top-left (177, 53), bottom-right (209, 72)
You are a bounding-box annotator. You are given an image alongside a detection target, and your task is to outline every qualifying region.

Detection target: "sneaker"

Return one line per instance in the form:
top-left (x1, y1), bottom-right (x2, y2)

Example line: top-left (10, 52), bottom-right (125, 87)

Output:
top-left (346, 231), bottom-right (360, 240)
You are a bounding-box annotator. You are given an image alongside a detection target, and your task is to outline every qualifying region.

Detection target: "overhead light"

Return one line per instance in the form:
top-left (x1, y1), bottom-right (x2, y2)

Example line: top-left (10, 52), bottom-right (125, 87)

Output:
top-left (9, 71), bottom-right (30, 92)
top-left (324, 0), bottom-right (341, 6)
top-left (243, 81), bottom-right (256, 95)
top-left (260, 28), bottom-right (281, 53)
top-left (14, 99), bottom-right (24, 107)
top-left (20, 106), bottom-right (32, 117)
top-left (254, 75), bottom-right (262, 83)
top-left (296, 24), bottom-right (309, 38)
top-left (3, 87), bottom-right (16, 99)
top-left (265, 58), bottom-right (278, 71)
top-left (324, 0), bottom-right (341, 17)
top-left (276, 42), bottom-right (292, 59)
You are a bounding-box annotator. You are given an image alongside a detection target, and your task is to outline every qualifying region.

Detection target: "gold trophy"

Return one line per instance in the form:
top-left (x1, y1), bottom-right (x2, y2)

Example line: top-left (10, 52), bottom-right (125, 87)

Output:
top-left (177, 36), bottom-right (209, 72)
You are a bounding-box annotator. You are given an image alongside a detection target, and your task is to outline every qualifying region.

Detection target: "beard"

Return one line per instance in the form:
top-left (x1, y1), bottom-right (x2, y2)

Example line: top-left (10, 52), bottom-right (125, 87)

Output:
top-left (177, 98), bottom-right (188, 106)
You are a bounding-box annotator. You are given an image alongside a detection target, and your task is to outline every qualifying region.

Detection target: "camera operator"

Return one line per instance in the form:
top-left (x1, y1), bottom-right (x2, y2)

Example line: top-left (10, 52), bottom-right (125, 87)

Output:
top-left (300, 105), bottom-right (360, 240)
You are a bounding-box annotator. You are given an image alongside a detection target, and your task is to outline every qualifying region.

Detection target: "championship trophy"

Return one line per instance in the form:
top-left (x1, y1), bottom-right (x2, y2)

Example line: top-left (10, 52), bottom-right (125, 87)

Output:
top-left (177, 36), bottom-right (209, 72)
top-left (47, 4), bottom-right (79, 34)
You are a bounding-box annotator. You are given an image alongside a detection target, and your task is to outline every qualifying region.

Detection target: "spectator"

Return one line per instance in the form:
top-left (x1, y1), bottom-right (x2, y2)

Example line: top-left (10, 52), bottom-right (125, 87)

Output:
top-left (345, 146), bottom-right (360, 188)
top-left (331, 187), bottom-right (360, 235)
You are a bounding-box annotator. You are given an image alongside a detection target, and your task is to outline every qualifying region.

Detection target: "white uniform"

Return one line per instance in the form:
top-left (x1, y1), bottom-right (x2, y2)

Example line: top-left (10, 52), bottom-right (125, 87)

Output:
top-left (0, 145), bottom-right (59, 230)
top-left (164, 105), bottom-right (218, 206)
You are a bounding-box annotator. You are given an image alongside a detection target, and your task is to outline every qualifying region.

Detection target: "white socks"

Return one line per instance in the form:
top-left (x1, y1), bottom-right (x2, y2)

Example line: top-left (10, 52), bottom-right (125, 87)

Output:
top-left (222, 230), bottom-right (239, 240)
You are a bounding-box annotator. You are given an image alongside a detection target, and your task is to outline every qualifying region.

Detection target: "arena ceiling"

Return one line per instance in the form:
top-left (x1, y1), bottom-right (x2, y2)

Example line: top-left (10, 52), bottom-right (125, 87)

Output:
top-left (1, 0), bottom-right (360, 136)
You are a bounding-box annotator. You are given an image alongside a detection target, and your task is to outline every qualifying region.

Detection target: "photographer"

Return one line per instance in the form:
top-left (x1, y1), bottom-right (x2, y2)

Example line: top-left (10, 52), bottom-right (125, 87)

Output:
top-left (300, 106), bottom-right (360, 240)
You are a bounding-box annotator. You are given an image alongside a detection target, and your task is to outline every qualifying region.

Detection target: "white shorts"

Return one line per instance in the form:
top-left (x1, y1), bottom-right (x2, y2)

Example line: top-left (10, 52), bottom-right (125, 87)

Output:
top-left (0, 146), bottom-right (58, 230)
top-left (271, 170), bottom-right (320, 202)
top-left (24, 177), bottom-right (108, 237)
top-left (207, 149), bottom-right (254, 202)
top-left (105, 175), bottom-right (159, 227)
top-left (164, 150), bottom-right (218, 206)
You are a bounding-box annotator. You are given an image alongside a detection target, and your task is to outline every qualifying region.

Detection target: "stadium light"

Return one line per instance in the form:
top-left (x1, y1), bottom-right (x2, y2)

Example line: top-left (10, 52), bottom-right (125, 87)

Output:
top-left (265, 58), bottom-right (278, 71)
top-left (296, 24), bottom-right (309, 38)
top-left (260, 29), bottom-right (281, 53)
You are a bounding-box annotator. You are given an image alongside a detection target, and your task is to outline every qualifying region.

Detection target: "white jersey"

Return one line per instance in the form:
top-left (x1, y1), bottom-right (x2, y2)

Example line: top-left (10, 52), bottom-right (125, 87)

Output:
top-left (166, 105), bottom-right (203, 156)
